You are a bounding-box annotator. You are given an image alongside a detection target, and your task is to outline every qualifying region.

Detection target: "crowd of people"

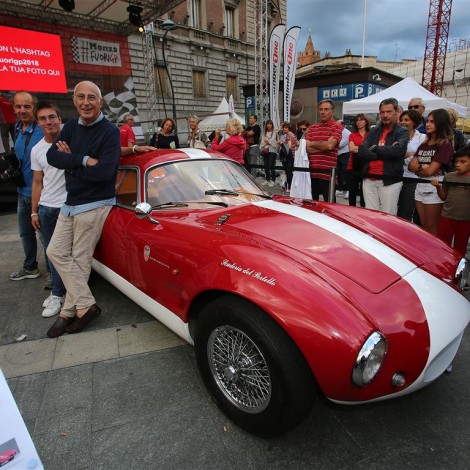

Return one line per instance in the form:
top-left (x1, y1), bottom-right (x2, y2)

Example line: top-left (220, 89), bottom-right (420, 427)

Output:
top-left (1, 86), bottom-right (469, 334)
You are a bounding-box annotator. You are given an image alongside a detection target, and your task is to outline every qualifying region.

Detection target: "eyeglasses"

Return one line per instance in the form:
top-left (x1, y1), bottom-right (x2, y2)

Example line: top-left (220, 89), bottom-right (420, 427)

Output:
top-left (37, 114), bottom-right (59, 122)
top-left (408, 105), bottom-right (422, 110)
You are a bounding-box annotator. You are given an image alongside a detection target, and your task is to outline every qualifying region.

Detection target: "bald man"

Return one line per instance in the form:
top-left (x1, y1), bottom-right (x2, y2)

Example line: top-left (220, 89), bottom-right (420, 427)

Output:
top-left (46, 81), bottom-right (120, 337)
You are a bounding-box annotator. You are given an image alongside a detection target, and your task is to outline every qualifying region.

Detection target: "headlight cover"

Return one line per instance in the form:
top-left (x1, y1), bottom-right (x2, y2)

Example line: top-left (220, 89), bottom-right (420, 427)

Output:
top-left (455, 258), bottom-right (469, 291)
top-left (352, 331), bottom-right (388, 387)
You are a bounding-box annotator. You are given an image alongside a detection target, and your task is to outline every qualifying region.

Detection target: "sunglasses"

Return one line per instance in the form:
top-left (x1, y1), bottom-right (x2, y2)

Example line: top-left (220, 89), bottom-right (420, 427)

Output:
top-left (408, 105), bottom-right (421, 110)
top-left (299, 127), bottom-right (307, 131)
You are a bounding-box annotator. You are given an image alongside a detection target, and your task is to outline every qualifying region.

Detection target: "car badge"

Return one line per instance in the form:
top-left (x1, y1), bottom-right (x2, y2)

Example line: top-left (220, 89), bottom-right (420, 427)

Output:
top-left (144, 245), bottom-right (150, 261)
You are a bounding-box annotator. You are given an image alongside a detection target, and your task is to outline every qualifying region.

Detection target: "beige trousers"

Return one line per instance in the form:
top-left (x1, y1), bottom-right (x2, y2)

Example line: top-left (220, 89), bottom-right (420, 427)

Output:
top-left (47, 206), bottom-right (112, 317)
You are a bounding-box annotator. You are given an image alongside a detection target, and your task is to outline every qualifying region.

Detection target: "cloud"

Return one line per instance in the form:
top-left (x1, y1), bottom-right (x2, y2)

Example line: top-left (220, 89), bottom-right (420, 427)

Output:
top-left (288, 0), bottom-right (469, 62)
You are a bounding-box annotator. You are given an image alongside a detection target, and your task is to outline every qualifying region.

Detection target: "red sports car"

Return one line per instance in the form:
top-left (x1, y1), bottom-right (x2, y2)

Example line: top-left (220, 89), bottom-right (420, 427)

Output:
top-left (0, 449), bottom-right (17, 466)
top-left (94, 148), bottom-right (470, 437)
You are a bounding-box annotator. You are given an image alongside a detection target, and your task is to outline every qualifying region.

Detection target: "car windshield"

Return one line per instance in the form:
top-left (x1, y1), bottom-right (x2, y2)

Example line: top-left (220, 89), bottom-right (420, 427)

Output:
top-left (146, 159), bottom-right (268, 208)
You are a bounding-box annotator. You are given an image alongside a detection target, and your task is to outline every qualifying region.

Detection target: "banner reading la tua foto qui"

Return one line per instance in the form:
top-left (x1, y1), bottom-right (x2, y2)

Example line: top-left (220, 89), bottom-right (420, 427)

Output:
top-left (0, 25), bottom-right (67, 93)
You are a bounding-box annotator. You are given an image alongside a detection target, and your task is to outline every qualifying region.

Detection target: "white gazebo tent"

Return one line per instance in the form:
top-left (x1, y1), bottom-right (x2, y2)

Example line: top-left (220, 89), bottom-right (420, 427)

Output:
top-left (342, 77), bottom-right (466, 117)
top-left (198, 97), bottom-right (245, 132)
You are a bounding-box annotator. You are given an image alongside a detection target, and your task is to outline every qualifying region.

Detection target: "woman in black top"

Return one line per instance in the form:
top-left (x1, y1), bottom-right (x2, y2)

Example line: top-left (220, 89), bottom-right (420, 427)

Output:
top-left (150, 118), bottom-right (180, 149)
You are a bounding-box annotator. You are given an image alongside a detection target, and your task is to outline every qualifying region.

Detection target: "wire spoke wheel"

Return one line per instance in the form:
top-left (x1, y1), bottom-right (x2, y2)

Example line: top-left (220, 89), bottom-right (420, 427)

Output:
top-left (208, 325), bottom-right (272, 413)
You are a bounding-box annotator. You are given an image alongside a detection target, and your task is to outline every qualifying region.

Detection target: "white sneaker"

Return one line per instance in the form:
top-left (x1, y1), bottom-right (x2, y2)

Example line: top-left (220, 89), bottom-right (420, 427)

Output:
top-left (335, 190), bottom-right (342, 197)
top-left (42, 295), bottom-right (64, 318)
top-left (342, 191), bottom-right (349, 199)
top-left (43, 293), bottom-right (54, 308)
top-left (261, 180), bottom-right (269, 186)
top-left (267, 180), bottom-right (275, 187)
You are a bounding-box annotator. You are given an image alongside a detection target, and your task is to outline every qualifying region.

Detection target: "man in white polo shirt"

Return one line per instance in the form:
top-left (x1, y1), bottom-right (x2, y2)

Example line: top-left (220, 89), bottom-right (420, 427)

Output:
top-left (30, 101), bottom-right (67, 318)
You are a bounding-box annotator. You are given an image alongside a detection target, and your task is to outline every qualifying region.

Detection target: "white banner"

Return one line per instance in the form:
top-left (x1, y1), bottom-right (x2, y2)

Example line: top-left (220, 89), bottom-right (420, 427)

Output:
top-left (283, 26), bottom-right (301, 123)
top-left (228, 94), bottom-right (235, 117)
top-left (71, 37), bottom-right (121, 67)
top-left (269, 24), bottom-right (285, 131)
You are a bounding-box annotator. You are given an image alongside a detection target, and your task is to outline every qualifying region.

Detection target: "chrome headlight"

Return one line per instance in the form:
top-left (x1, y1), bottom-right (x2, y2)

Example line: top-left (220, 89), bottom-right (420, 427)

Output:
top-left (455, 258), bottom-right (469, 290)
top-left (352, 332), bottom-right (388, 387)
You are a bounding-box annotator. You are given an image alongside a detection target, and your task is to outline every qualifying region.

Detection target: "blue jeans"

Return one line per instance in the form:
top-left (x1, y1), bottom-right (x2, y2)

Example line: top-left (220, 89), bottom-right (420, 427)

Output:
top-left (18, 195), bottom-right (38, 271)
top-left (38, 205), bottom-right (66, 297)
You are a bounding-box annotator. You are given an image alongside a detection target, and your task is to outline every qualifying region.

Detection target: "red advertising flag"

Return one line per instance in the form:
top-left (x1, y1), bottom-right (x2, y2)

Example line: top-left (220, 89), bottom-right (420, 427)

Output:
top-left (269, 24), bottom-right (285, 131)
top-left (0, 26), bottom-right (67, 93)
top-left (283, 26), bottom-right (301, 123)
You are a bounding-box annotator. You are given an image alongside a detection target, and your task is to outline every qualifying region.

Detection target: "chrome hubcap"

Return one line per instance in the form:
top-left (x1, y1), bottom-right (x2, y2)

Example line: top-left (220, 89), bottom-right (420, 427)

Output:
top-left (208, 326), bottom-right (271, 413)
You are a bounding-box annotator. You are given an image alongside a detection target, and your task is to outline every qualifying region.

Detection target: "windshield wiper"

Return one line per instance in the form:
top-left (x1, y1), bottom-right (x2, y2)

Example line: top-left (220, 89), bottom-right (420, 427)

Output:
top-left (152, 201), bottom-right (228, 210)
top-left (152, 202), bottom-right (189, 210)
top-left (205, 189), bottom-right (272, 199)
top-left (205, 189), bottom-right (239, 196)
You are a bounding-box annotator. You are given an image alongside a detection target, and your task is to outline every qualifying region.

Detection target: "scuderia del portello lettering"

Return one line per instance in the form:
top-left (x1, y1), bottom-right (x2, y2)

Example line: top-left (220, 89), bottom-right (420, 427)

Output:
top-left (221, 259), bottom-right (276, 286)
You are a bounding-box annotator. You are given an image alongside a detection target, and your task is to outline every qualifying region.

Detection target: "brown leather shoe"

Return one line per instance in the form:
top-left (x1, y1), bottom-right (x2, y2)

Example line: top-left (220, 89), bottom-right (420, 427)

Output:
top-left (65, 304), bottom-right (102, 334)
top-left (47, 316), bottom-right (75, 338)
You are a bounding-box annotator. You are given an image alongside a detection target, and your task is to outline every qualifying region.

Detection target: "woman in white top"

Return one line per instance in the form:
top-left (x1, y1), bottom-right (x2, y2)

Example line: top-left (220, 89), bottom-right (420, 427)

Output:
top-left (397, 109), bottom-right (427, 221)
top-left (261, 119), bottom-right (279, 186)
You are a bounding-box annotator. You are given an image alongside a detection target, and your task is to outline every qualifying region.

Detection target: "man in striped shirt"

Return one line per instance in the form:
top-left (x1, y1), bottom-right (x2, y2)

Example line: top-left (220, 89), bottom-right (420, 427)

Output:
top-left (306, 99), bottom-right (342, 202)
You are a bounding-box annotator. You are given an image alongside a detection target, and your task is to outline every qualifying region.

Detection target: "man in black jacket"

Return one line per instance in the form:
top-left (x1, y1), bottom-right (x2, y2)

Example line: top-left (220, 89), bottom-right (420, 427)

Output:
top-left (357, 98), bottom-right (408, 215)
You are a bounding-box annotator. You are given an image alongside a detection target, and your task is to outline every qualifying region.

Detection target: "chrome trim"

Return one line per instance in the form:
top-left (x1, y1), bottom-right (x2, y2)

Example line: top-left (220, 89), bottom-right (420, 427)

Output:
top-left (352, 331), bottom-right (388, 387)
top-left (455, 258), bottom-right (469, 290)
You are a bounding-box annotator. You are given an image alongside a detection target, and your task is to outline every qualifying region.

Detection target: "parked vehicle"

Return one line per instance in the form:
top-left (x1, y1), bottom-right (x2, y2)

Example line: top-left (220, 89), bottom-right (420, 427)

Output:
top-left (93, 148), bottom-right (470, 437)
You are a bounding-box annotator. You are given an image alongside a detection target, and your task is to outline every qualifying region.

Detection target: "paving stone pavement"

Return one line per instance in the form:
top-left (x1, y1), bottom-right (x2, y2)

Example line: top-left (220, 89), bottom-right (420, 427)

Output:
top-left (1, 208), bottom-right (469, 470)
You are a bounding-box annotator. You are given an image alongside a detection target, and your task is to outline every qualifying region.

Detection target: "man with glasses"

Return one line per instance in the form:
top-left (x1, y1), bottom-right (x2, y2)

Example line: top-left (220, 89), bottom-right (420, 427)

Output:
top-left (407, 97), bottom-right (426, 133)
top-left (30, 101), bottom-right (67, 318)
top-left (305, 99), bottom-right (342, 202)
top-left (9, 91), bottom-right (44, 281)
top-left (357, 97), bottom-right (408, 215)
top-left (45, 81), bottom-right (120, 338)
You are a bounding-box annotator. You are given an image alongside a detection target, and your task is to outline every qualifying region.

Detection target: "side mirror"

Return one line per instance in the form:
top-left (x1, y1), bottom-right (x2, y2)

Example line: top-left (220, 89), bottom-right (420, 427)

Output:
top-left (135, 202), bottom-right (159, 224)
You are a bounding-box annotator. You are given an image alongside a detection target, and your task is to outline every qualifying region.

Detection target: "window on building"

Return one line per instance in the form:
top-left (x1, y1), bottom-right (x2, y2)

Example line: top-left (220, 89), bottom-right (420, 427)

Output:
top-left (189, 0), bottom-right (201, 28)
top-left (225, 7), bottom-right (234, 37)
top-left (227, 75), bottom-right (237, 100)
top-left (193, 70), bottom-right (206, 98)
top-left (155, 65), bottom-right (170, 98)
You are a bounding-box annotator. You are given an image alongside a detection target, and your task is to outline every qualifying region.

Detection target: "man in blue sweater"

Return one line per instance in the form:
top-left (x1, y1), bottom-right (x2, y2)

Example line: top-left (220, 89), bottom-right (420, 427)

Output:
top-left (45, 81), bottom-right (120, 338)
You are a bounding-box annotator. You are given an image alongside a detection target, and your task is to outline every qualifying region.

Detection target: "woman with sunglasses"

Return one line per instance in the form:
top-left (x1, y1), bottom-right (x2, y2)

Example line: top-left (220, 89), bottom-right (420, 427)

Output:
top-left (346, 114), bottom-right (369, 207)
top-left (408, 108), bottom-right (454, 235)
top-left (296, 120), bottom-right (310, 140)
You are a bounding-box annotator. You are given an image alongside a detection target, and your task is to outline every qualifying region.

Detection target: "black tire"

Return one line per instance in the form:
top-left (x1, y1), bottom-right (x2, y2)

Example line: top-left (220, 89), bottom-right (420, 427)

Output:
top-left (195, 295), bottom-right (316, 437)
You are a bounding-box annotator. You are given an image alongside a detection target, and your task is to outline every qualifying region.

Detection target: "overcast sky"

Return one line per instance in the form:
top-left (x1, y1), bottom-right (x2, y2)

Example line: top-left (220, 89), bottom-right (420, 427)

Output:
top-left (287, 0), bottom-right (469, 62)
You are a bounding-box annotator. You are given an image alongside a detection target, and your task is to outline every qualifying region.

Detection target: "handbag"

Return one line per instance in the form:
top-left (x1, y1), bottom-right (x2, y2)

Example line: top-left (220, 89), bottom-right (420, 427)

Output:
top-left (261, 145), bottom-right (269, 156)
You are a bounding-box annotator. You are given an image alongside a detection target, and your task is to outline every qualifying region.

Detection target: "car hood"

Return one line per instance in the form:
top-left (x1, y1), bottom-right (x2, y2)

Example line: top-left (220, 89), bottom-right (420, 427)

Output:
top-left (198, 197), bottom-right (460, 294)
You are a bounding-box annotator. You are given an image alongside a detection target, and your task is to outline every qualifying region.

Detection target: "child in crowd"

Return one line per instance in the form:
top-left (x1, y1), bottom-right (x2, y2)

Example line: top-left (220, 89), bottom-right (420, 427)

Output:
top-left (432, 146), bottom-right (470, 260)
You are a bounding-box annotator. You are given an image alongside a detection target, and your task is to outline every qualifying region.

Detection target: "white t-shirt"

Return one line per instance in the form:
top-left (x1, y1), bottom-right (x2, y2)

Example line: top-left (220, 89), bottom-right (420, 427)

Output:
top-left (403, 130), bottom-right (427, 179)
top-left (30, 138), bottom-right (67, 208)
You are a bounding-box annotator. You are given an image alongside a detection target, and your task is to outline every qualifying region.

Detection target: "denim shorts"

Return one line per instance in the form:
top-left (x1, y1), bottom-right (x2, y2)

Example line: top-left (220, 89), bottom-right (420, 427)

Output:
top-left (415, 182), bottom-right (443, 204)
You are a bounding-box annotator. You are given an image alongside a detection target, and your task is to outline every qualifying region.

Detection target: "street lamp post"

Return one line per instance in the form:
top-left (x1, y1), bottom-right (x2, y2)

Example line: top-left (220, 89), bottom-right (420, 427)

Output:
top-left (160, 19), bottom-right (179, 131)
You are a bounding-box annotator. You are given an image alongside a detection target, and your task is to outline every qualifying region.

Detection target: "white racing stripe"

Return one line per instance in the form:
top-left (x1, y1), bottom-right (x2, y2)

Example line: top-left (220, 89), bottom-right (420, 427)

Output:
top-left (254, 199), bottom-right (416, 276)
top-left (178, 148), bottom-right (213, 159)
top-left (254, 199), bottom-right (470, 388)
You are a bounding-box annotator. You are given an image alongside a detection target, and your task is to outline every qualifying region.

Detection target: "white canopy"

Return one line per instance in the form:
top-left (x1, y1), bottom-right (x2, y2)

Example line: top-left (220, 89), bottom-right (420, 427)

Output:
top-left (198, 97), bottom-right (245, 132)
top-left (342, 77), bottom-right (466, 117)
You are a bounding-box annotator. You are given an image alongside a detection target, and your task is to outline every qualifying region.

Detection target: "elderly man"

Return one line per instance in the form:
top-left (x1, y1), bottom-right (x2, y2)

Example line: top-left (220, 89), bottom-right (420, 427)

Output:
top-left (305, 99), bottom-right (342, 202)
top-left (407, 97), bottom-right (426, 133)
top-left (120, 113), bottom-right (155, 156)
top-left (357, 98), bottom-right (408, 215)
top-left (45, 81), bottom-right (120, 337)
